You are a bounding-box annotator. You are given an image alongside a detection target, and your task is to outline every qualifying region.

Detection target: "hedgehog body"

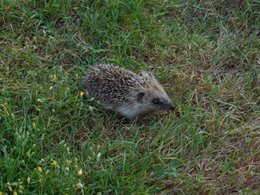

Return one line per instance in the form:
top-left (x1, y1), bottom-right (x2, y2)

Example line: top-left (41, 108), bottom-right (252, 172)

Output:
top-left (83, 64), bottom-right (175, 120)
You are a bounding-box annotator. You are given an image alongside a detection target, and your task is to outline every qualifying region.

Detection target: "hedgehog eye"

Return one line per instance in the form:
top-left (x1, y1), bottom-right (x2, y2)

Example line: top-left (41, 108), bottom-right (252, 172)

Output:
top-left (152, 98), bottom-right (161, 104)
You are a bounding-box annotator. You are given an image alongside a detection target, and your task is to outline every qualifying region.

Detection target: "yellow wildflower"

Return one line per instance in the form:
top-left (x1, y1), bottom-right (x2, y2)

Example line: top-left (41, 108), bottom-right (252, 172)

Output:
top-left (37, 166), bottom-right (42, 172)
top-left (79, 91), bottom-right (84, 96)
top-left (0, 191), bottom-right (2, 195)
top-left (75, 182), bottom-right (83, 188)
top-left (51, 160), bottom-right (58, 166)
top-left (27, 177), bottom-right (31, 183)
top-left (32, 122), bottom-right (36, 127)
top-left (52, 74), bottom-right (57, 81)
top-left (76, 73), bottom-right (79, 78)
top-left (78, 169), bottom-right (83, 177)
top-left (38, 178), bottom-right (43, 183)
top-left (13, 191), bottom-right (18, 195)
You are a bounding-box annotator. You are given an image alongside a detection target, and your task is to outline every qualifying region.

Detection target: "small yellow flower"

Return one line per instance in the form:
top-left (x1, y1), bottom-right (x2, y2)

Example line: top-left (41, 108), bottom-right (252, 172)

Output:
top-left (32, 122), bottom-right (36, 127)
top-left (13, 191), bottom-right (18, 195)
top-left (78, 169), bottom-right (83, 177)
top-left (38, 178), bottom-right (43, 183)
top-left (0, 191), bottom-right (3, 195)
top-left (52, 74), bottom-right (57, 81)
top-left (37, 166), bottom-right (42, 172)
top-left (65, 167), bottom-right (69, 171)
top-left (79, 91), bottom-right (84, 96)
top-left (27, 177), bottom-right (31, 183)
top-left (51, 160), bottom-right (58, 166)
top-left (46, 169), bottom-right (50, 174)
top-left (26, 151), bottom-right (31, 156)
top-left (75, 182), bottom-right (83, 188)
top-left (76, 73), bottom-right (79, 78)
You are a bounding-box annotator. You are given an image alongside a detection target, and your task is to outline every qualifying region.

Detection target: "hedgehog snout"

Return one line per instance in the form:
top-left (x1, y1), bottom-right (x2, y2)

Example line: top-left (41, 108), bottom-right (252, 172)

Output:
top-left (162, 98), bottom-right (176, 110)
top-left (163, 103), bottom-right (176, 110)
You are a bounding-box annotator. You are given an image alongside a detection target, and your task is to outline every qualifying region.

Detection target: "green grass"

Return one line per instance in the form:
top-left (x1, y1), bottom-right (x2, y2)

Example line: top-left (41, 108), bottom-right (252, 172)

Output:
top-left (0, 0), bottom-right (259, 194)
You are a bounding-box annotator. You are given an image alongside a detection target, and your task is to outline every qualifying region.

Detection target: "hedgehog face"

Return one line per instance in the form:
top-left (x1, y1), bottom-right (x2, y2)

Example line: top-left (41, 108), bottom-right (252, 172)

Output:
top-left (137, 72), bottom-right (176, 111)
top-left (137, 91), bottom-right (175, 111)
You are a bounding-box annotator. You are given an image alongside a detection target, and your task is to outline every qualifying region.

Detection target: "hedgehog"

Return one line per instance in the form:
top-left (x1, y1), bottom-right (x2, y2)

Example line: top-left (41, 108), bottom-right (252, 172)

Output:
top-left (83, 64), bottom-right (175, 121)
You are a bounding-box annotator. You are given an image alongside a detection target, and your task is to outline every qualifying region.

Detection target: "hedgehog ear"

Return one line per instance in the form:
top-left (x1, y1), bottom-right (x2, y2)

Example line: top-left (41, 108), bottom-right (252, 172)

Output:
top-left (137, 92), bottom-right (145, 102)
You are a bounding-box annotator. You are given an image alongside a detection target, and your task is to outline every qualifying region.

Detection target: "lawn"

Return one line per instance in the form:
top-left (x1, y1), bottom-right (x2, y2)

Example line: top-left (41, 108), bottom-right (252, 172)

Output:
top-left (0, 0), bottom-right (259, 194)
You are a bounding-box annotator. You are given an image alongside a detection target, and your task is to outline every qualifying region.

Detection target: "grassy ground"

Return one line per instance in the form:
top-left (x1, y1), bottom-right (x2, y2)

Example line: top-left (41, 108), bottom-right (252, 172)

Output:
top-left (0, 0), bottom-right (259, 194)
